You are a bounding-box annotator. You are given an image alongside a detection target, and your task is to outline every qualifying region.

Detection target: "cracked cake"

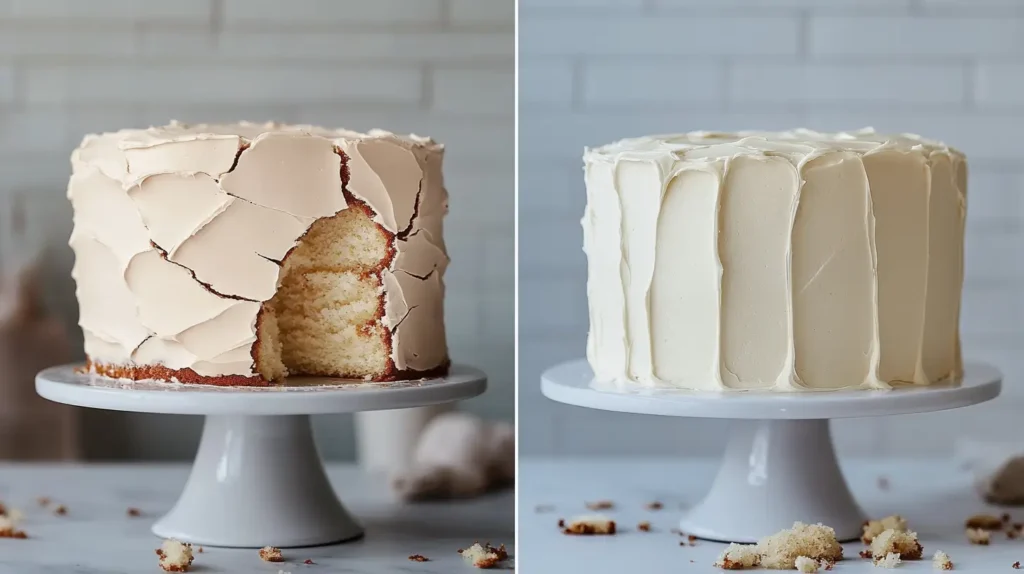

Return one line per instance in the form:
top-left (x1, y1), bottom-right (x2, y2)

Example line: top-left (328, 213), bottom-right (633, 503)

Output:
top-left (68, 121), bottom-right (449, 385)
top-left (583, 129), bottom-right (965, 391)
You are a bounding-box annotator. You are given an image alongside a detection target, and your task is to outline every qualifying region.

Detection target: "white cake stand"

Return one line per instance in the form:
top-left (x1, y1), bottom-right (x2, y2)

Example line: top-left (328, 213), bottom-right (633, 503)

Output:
top-left (36, 363), bottom-right (486, 548)
top-left (542, 359), bottom-right (1001, 543)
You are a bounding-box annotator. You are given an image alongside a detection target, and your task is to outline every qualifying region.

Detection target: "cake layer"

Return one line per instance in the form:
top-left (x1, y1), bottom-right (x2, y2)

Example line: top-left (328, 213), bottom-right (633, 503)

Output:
top-left (69, 121), bottom-right (450, 383)
top-left (582, 129), bottom-right (966, 391)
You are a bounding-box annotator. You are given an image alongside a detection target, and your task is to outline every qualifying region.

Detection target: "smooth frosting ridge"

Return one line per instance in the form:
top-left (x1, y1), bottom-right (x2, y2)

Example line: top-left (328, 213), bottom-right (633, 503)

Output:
top-left (69, 121), bottom-right (448, 379)
top-left (582, 128), bottom-right (966, 391)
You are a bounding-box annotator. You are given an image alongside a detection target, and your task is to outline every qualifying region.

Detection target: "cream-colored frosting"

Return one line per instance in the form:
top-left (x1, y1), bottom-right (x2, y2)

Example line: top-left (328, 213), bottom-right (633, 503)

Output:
top-left (583, 128), bottom-right (966, 391)
top-left (69, 121), bottom-right (449, 378)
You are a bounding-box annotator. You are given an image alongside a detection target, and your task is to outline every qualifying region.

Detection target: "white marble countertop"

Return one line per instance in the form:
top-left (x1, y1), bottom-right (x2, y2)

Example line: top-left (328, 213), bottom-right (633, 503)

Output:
top-left (0, 463), bottom-right (514, 573)
top-left (519, 457), bottom-right (1024, 573)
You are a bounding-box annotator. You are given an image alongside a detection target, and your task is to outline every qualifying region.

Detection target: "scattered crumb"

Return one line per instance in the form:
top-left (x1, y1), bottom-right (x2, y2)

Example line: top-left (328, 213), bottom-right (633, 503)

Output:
top-left (877, 552), bottom-right (901, 569)
top-left (557, 518), bottom-right (565, 528)
top-left (932, 550), bottom-right (953, 570)
top-left (458, 542), bottom-right (508, 569)
top-left (878, 476), bottom-right (890, 490)
top-left (714, 543), bottom-right (760, 570)
top-left (860, 550), bottom-right (872, 559)
top-left (585, 500), bottom-right (614, 511)
top-left (197, 547), bottom-right (203, 554)
top-left (671, 528), bottom-right (684, 536)
top-left (562, 515), bottom-right (616, 535)
top-left (1010, 528), bottom-right (1020, 540)
top-left (757, 522), bottom-right (843, 570)
top-left (409, 554), bottom-right (429, 562)
top-left (1005, 513), bottom-right (1013, 523)
top-left (534, 504), bottom-right (555, 513)
top-left (36, 497), bottom-right (50, 507)
top-left (795, 556), bottom-right (819, 573)
top-left (53, 505), bottom-right (67, 516)
top-left (303, 559), bottom-right (314, 564)
top-left (0, 515), bottom-right (26, 539)
top-left (259, 546), bottom-right (284, 562)
top-left (966, 527), bottom-right (991, 545)
top-left (965, 514), bottom-right (1003, 530)
top-left (637, 521), bottom-right (651, 532)
top-left (645, 501), bottom-right (663, 510)
top-left (0, 502), bottom-right (5, 515)
top-left (862, 515), bottom-right (909, 544)
top-left (156, 539), bottom-right (194, 572)
top-left (870, 528), bottom-right (923, 561)
top-left (127, 507), bottom-right (141, 517)
top-left (1014, 561), bottom-right (1021, 569)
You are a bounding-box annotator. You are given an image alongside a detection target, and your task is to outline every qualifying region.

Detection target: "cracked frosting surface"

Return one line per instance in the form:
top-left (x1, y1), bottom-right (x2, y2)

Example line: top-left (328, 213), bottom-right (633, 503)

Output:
top-left (583, 128), bottom-right (966, 391)
top-left (69, 121), bottom-right (449, 379)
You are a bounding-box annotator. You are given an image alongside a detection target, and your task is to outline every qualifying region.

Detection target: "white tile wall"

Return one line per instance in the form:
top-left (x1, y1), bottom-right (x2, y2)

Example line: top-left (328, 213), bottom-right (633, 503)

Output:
top-left (519, 0), bottom-right (1024, 457)
top-left (0, 0), bottom-right (513, 460)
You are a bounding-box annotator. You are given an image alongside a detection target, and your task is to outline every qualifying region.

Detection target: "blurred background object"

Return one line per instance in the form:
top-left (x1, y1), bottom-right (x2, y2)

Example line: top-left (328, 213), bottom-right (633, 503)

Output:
top-left (0, 0), bottom-right (513, 460)
top-left (519, 0), bottom-right (1022, 458)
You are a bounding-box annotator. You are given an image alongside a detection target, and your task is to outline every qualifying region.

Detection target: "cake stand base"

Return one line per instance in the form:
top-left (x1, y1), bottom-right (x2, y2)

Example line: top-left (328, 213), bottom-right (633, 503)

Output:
top-left (37, 364), bottom-right (487, 548)
top-left (152, 415), bottom-right (361, 547)
top-left (541, 359), bottom-right (1001, 543)
top-left (678, 419), bottom-right (863, 543)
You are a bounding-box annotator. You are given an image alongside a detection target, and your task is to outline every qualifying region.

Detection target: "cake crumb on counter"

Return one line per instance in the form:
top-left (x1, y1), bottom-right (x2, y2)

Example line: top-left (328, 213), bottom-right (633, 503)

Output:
top-left (862, 515), bottom-right (909, 544)
top-left (966, 527), bottom-right (991, 545)
top-left (458, 542), bottom-right (509, 569)
top-left (259, 546), bottom-right (284, 562)
top-left (562, 515), bottom-right (616, 535)
top-left (156, 539), bottom-right (194, 572)
top-left (869, 528), bottom-right (923, 562)
top-left (713, 543), bottom-right (760, 570)
top-left (932, 550), bottom-right (953, 570)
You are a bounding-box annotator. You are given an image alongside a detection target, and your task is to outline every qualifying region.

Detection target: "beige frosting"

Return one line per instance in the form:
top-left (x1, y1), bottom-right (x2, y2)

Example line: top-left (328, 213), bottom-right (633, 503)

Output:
top-left (69, 121), bottom-right (449, 378)
top-left (583, 128), bottom-right (966, 391)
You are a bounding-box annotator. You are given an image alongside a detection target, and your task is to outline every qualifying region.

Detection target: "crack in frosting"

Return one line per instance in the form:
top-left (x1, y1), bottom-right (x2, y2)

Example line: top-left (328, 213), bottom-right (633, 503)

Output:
top-left (583, 128), bottom-right (966, 392)
top-left (69, 121), bottom-right (449, 378)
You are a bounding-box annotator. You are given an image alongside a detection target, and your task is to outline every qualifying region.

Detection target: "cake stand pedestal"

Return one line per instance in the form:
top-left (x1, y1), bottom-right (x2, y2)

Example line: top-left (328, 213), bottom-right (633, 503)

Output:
top-left (36, 364), bottom-right (486, 548)
top-left (541, 360), bottom-right (1001, 543)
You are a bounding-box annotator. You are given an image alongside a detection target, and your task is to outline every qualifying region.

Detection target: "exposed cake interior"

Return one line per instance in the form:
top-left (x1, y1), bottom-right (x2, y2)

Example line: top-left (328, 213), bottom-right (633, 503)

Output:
top-left (255, 202), bottom-right (393, 381)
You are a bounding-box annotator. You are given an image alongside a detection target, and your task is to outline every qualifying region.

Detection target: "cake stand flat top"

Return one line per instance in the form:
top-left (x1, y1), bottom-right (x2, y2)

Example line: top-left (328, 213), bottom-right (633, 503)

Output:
top-left (37, 364), bottom-right (486, 415)
top-left (542, 359), bottom-right (1001, 419)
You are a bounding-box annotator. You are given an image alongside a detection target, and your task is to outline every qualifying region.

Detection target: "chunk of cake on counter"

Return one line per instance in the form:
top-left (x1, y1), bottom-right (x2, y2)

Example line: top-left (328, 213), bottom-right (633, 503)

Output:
top-left (68, 121), bottom-right (449, 385)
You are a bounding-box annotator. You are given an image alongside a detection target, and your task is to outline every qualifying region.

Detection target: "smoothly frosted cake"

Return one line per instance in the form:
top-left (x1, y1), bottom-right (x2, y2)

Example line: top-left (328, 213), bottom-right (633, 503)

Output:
top-left (583, 129), bottom-right (966, 391)
top-left (69, 121), bottom-right (449, 385)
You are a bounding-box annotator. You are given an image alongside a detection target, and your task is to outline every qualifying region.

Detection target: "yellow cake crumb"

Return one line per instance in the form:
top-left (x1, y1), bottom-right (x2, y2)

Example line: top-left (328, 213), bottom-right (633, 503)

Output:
top-left (0, 515), bottom-right (26, 539)
top-left (458, 542), bottom-right (509, 569)
top-left (714, 543), bottom-right (760, 570)
top-left (966, 527), bottom-right (990, 545)
top-left (795, 555), bottom-right (820, 573)
top-left (870, 528), bottom-right (923, 562)
top-left (259, 546), bottom-right (284, 562)
top-left (562, 515), bottom-right (616, 535)
top-left (877, 552), bottom-right (901, 569)
top-left (156, 539), bottom-right (194, 572)
top-left (757, 522), bottom-right (843, 570)
top-left (932, 550), bottom-right (953, 570)
top-left (862, 515), bottom-right (909, 543)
